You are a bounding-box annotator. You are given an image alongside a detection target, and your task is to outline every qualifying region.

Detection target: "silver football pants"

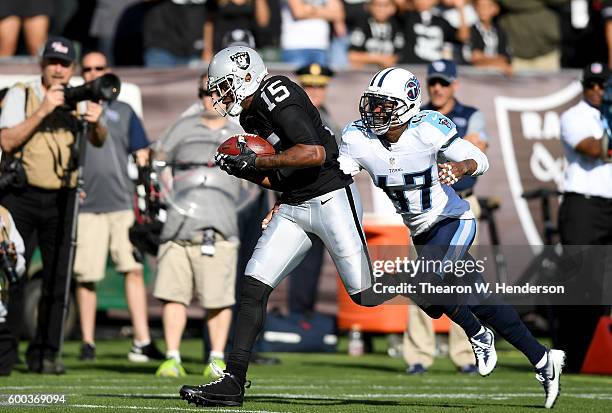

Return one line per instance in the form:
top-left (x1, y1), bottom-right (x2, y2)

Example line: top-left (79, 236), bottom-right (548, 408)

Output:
top-left (245, 184), bottom-right (372, 295)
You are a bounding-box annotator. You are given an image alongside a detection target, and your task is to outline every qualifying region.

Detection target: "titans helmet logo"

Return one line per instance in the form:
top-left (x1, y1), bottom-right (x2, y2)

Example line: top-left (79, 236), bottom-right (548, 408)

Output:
top-left (230, 51), bottom-right (250, 70)
top-left (405, 78), bottom-right (420, 101)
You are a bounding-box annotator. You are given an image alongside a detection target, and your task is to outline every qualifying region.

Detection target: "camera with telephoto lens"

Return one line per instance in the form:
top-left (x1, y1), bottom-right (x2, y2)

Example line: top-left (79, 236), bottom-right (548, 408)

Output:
top-left (63, 73), bottom-right (121, 108)
top-left (0, 157), bottom-right (26, 191)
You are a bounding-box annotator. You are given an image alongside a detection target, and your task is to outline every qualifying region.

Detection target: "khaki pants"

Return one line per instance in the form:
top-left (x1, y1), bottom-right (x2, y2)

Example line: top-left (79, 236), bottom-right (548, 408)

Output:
top-left (403, 194), bottom-right (480, 367)
top-left (512, 49), bottom-right (560, 73)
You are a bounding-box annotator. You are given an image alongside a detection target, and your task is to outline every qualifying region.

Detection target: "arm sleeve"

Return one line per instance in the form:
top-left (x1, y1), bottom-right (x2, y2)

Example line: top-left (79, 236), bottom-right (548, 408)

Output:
top-left (128, 110), bottom-right (150, 153)
top-left (466, 110), bottom-right (489, 142)
top-left (273, 104), bottom-right (321, 146)
top-left (441, 138), bottom-right (489, 176)
top-left (0, 86), bottom-right (26, 129)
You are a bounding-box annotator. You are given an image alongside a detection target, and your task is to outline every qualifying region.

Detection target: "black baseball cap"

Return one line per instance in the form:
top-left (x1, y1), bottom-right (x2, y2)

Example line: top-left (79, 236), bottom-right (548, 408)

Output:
top-left (296, 63), bottom-right (334, 86)
top-left (581, 62), bottom-right (609, 84)
top-left (41, 37), bottom-right (76, 63)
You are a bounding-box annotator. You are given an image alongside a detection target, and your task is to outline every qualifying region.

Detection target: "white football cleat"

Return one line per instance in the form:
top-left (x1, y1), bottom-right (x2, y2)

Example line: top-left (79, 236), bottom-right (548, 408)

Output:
top-left (535, 349), bottom-right (565, 409)
top-left (469, 326), bottom-right (497, 376)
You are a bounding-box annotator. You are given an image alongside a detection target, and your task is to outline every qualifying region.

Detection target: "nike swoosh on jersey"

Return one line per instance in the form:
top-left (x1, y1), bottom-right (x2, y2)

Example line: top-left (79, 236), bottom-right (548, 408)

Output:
top-left (321, 197), bottom-right (333, 205)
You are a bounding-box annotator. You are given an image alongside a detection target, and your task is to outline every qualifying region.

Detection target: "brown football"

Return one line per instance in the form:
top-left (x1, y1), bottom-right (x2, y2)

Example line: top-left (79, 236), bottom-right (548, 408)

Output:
top-left (217, 134), bottom-right (275, 156)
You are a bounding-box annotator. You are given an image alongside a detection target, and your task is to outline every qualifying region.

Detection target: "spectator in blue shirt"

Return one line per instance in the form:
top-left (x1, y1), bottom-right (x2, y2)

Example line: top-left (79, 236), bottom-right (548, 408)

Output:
top-left (73, 51), bottom-right (164, 363)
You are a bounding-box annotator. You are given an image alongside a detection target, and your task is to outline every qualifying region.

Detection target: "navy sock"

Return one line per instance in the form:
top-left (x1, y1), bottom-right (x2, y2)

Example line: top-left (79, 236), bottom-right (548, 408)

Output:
top-left (443, 305), bottom-right (482, 338)
top-left (470, 298), bottom-right (546, 366)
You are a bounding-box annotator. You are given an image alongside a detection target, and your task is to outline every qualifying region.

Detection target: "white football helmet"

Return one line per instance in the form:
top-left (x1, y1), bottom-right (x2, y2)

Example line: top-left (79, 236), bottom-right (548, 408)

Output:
top-left (359, 67), bottom-right (422, 135)
top-left (207, 46), bottom-right (268, 117)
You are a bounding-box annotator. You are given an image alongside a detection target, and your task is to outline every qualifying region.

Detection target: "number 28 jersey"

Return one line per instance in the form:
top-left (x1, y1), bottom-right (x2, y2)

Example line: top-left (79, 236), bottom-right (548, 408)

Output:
top-left (240, 75), bottom-right (352, 204)
top-left (339, 110), bottom-right (473, 236)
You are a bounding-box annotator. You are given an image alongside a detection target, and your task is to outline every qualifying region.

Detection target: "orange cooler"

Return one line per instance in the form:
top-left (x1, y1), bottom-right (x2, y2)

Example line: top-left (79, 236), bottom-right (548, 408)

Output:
top-left (336, 221), bottom-right (450, 333)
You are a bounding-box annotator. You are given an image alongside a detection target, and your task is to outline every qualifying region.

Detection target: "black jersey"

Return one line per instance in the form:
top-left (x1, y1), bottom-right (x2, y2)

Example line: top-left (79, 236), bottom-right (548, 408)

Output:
top-left (239, 75), bottom-right (352, 204)
top-left (400, 11), bottom-right (457, 64)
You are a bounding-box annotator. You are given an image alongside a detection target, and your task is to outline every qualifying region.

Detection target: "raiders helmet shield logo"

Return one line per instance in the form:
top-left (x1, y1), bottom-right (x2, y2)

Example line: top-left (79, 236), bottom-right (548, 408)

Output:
top-left (230, 51), bottom-right (250, 70)
top-left (495, 82), bottom-right (581, 245)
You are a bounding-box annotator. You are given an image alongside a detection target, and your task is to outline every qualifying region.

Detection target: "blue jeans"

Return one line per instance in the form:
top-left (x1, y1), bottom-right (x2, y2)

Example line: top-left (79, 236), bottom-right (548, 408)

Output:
top-left (281, 49), bottom-right (328, 67)
top-left (328, 35), bottom-right (349, 69)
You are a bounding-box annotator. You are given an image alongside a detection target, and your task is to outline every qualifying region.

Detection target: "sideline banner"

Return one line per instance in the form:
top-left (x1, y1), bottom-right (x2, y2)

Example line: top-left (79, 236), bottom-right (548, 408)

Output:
top-left (0, 65), bottom-right (583, 246)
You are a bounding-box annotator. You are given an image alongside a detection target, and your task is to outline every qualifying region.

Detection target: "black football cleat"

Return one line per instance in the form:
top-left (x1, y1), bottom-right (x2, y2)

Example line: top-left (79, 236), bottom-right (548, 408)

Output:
top-left (179, 373), bottom-right (250, 407)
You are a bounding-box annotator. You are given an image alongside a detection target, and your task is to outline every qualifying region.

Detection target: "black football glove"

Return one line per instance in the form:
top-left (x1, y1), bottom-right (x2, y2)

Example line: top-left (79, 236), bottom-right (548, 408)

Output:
top-left (214, 137), bottom-right (258, 176)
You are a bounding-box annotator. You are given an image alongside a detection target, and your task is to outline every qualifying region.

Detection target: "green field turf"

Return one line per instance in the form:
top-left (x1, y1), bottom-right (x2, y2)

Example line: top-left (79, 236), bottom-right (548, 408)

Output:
top-left (0, 339), bottom-right (610, 412)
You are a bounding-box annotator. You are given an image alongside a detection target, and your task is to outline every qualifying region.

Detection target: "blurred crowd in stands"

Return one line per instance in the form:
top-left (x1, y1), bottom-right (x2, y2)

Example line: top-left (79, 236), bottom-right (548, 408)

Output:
top-left (1, 0), bottom-right (611, 72)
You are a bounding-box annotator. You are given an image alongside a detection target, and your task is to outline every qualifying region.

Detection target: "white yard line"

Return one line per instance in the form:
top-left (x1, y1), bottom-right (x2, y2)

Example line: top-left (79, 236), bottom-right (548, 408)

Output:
top-left (9, 392), bottom-right (608, 401)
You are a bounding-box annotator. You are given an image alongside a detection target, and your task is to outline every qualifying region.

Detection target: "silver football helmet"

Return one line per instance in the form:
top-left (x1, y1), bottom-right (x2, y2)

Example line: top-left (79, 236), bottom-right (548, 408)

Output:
top-left (359, 67), bottom-right (422, 135)
top-left (207, 46), bottom-right (268, 117)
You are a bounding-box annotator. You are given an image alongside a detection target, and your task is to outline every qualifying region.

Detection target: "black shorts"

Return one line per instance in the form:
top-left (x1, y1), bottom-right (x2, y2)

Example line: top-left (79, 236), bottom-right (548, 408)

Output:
top-left (0, 0), bottom-right (53, 19)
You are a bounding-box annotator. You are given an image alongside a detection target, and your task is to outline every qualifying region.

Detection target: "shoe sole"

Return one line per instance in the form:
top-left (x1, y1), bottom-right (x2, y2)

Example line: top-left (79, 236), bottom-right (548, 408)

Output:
top-left (180, 390), bottom-right (242, 407)
top-left (545, 349), bottom-right (566, 409)
top-left (128, 353), bottom-right (150, 363)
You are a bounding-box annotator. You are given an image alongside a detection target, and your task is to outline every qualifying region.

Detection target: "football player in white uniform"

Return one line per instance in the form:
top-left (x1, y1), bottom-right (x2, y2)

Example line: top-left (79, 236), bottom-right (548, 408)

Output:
top-left (339, 67), bottom-right (565, 409)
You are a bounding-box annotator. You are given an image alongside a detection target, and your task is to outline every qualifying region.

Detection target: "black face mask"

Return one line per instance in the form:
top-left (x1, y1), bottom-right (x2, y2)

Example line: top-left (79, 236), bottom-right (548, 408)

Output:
top-left (359, 94), bottom-right (397, 132)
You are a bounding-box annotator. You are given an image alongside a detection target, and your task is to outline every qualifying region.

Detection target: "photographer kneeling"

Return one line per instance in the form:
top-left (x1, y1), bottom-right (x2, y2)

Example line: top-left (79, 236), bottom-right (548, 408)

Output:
top-left (0, 37), bottom-right (106, 374)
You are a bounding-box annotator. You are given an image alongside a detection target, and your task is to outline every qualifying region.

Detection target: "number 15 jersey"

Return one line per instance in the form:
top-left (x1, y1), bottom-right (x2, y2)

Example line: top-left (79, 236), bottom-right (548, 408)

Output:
top-left (239, 75), bottom-right (352, 204)
top-left (339, 110), bottom-right (473, 236)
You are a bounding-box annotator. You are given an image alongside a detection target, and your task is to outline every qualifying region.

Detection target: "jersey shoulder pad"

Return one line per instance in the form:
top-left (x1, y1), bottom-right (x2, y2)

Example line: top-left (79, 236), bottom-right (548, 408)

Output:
top-left (341, 120), bottom-right (376, 145)
top-left (409, 110), bottom-right (456, 135)
top-left (341, 120), bottom-right (372, 155)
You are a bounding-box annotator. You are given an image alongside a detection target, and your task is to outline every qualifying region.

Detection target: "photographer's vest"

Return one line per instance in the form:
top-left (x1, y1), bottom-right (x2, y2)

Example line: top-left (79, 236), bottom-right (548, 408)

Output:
top-left (13, 82), bottom-right (78, 189)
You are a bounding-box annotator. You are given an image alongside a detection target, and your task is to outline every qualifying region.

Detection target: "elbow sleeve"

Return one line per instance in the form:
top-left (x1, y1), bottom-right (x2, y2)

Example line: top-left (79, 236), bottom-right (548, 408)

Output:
top-left (472, 150), bottom-right (489, 176)
top-left (442, 138), bottom-right (489, 176)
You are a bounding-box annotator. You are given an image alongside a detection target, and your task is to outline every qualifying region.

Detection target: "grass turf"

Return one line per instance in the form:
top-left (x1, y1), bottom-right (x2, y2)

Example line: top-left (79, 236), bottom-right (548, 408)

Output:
top-left (0, 339), bottom-right (610, 412)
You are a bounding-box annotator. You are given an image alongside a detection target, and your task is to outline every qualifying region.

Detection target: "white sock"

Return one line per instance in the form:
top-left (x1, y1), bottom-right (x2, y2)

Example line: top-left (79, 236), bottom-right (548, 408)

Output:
top-left (474, 326), bottom-right (486, 337)
top-left (166, 351), bottom-right (181, 362)
top-left (209, 351), bottom-right (224, 362)
top-left (134, 338), bottom-right (151, 347)
top-left (535, 352), bottom-right (548, 369)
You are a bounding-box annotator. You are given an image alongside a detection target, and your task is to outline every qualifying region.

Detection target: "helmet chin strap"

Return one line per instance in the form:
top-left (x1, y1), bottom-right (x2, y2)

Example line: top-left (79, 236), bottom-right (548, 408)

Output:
top-left (228, 102), bottom-right (243, 116)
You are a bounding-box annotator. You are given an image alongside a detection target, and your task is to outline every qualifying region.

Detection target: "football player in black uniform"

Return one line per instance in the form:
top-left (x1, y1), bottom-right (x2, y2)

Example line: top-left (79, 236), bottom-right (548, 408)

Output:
top-left (179, 46), bottom-right (373, 407)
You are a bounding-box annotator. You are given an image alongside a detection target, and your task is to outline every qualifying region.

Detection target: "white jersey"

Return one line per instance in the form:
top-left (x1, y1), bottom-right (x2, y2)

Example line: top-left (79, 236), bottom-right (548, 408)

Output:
top-left (339, 110), bottom-right (475, 236)
top-left (560, 100), bottom-right (612, 199)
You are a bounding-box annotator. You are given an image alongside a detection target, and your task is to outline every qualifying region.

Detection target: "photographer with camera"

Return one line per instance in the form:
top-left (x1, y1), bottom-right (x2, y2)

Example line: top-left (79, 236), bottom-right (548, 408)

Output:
top-left (0, 205), bottom-right (25, 376)
top-left (72, 51), bottom-right (163, 363)
top-left (0, 37), bottom-right (106, 374)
